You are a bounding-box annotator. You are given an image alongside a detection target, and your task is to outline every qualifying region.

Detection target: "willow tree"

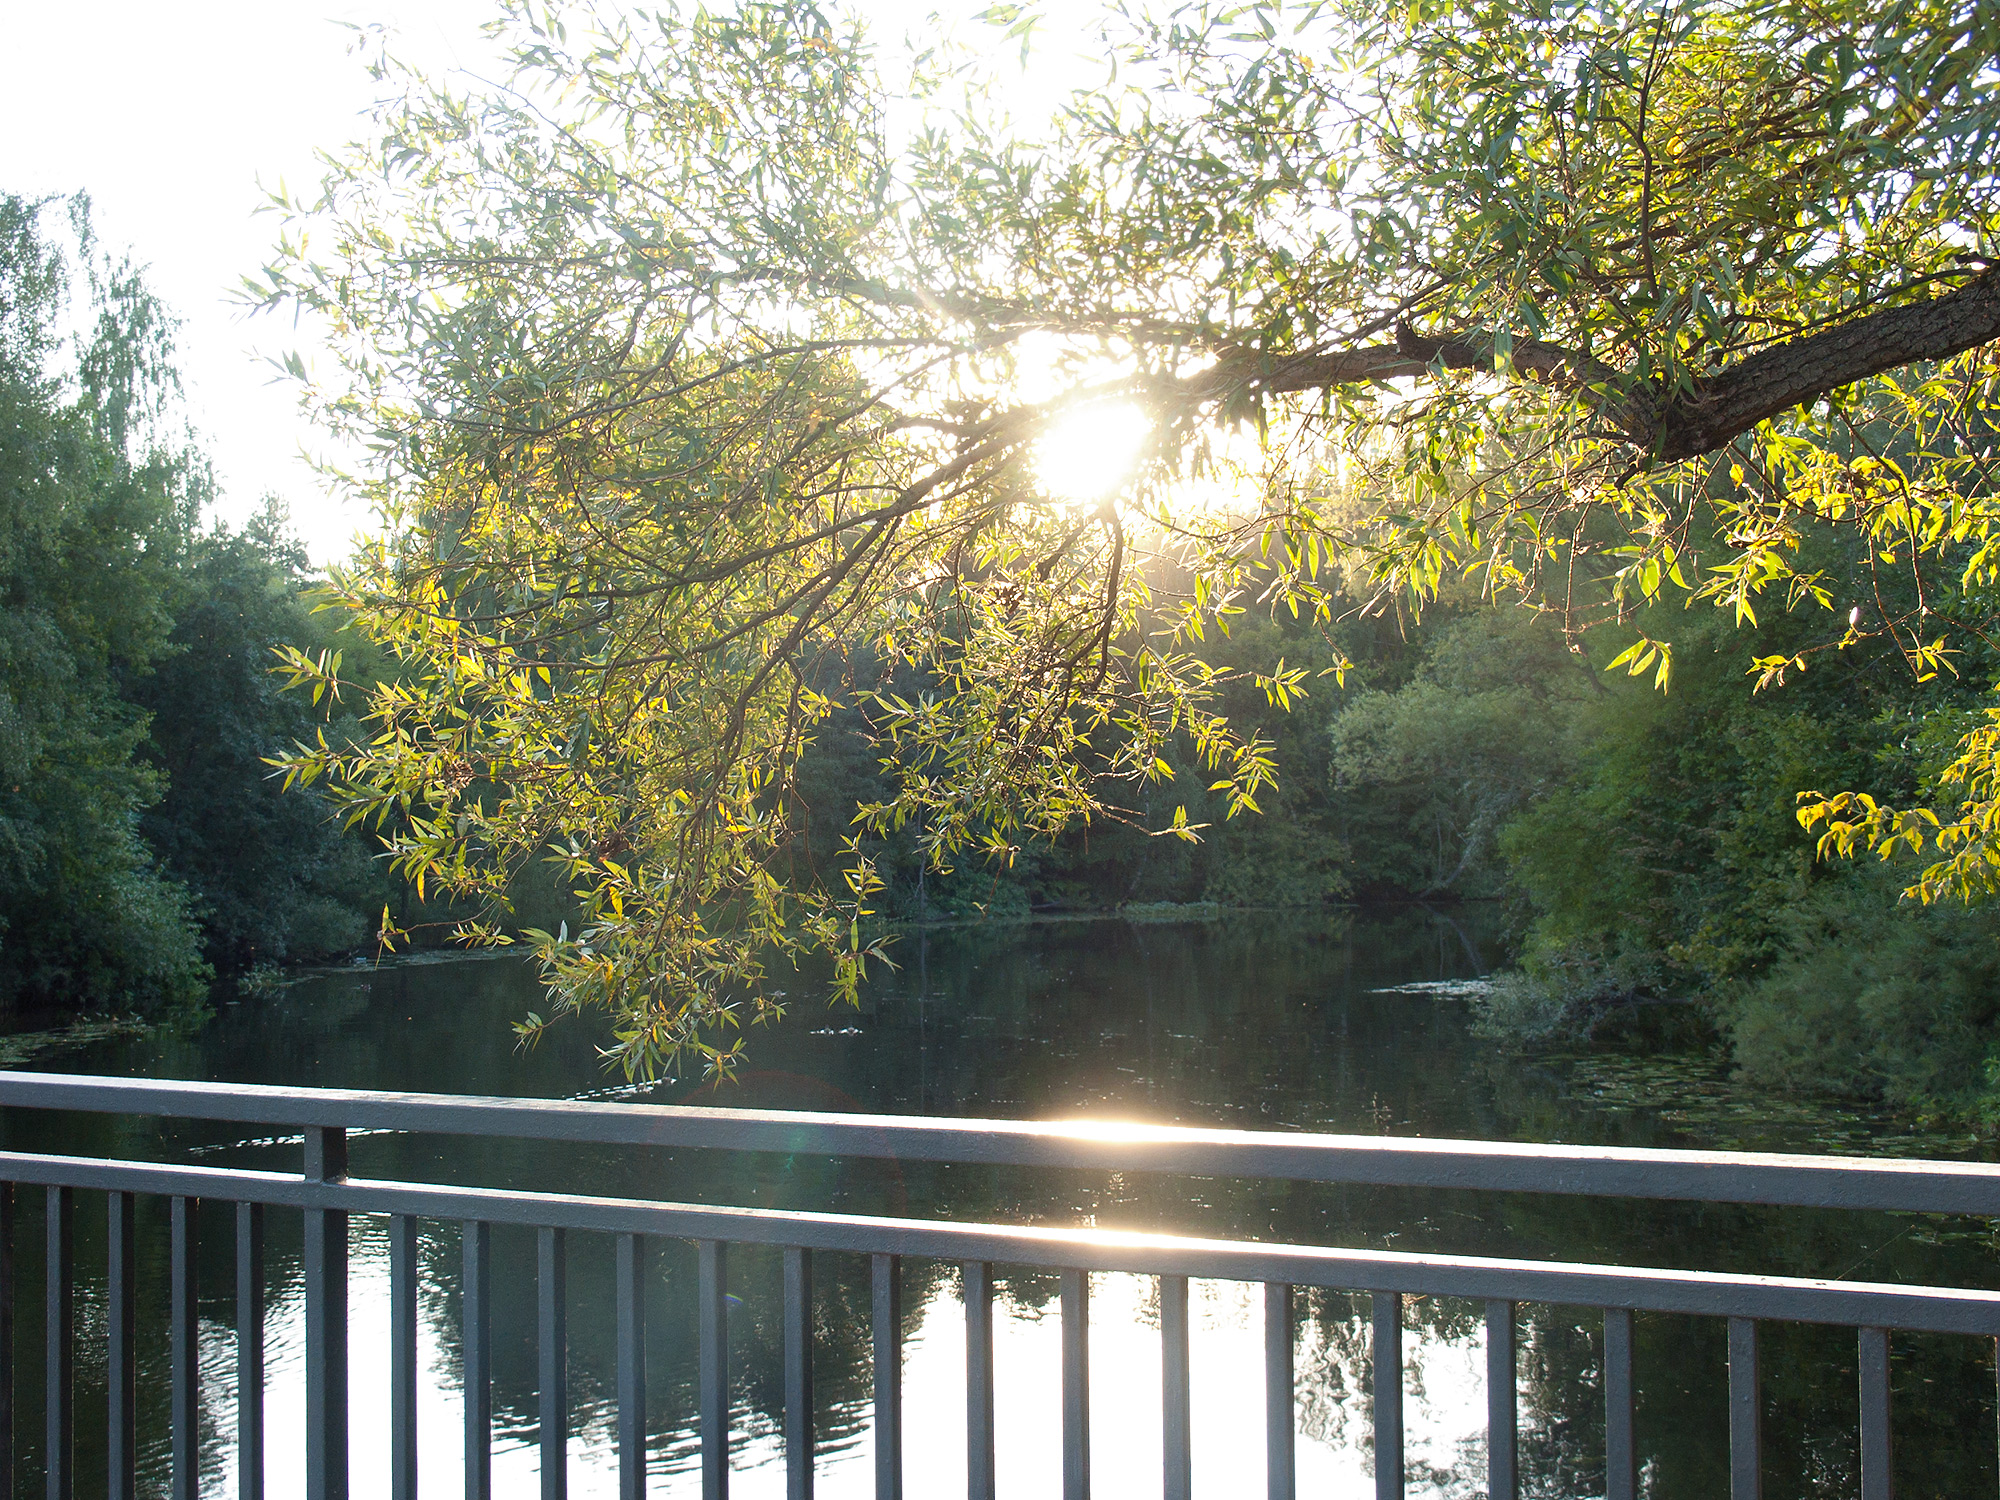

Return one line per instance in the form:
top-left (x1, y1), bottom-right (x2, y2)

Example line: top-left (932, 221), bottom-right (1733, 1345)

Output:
top-left (256, 0), bottom-right (1999, 1074)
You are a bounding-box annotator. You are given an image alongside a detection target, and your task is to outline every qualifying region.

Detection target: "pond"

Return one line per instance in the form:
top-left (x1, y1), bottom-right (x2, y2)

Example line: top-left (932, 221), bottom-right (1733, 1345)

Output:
top-left (3, 909), bottom-right (1997, 1498)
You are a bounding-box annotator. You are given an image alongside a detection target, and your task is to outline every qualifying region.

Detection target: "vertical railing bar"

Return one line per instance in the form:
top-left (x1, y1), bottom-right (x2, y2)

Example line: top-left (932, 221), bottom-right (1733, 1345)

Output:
top-left (1161, 1275), bottom-right (1191, 1500)
top-left (305, 1126), bottom-right (349, 1500)
top-left (1485, 1300), bottom-right (1516, 1500)
top-left (1373, 1291), bottom-right (1403, 1500)
top-left (1859, 1326), bottom-right (1892, 1500)
top-left (463, 1219), bottom-right (491, 1500)
top-left (699, 1240), bottom-right (729, 1500)
top-left (1729, 1316), bottom-right (1761, 1500)
top-left (0, 1182), bottom-right (12, 1500)
top-left (1604, 1307), bottom-right (1635, 1500)
top-left (389, 1215), bottom-right (416, 1500)
top-left (964, 1261), bottom-right (995, 1500)
top-left (46, 1184), bottom-right (73, 1500)
top-left (539, 1227), bottom-right (568, 1500)
top-left (870, 1254), bottom-right (902, 1500)
top-left (1061, 1268), bottom-right (1090, 1500)
top-left (237, 1202), bottom-right (265, 1500)
top-left (615, 1234), bottom-right (647, 1500)
top-left (108, 1192), bottom-right (137, 1500)
top-left (171, 1197), bottom-right (199, 1500)
top-left (1265, 1282), bottom-right (1294, 1500)
top-left (784, 1247), bottom-right (814, 1500)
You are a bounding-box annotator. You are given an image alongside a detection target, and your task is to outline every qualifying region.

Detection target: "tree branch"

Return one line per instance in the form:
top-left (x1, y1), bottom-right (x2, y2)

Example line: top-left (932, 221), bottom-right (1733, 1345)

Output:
top-left (1165, 269), bottom-right (2000, 467)
top-left (1655, 269), bottom-right (2000, 462)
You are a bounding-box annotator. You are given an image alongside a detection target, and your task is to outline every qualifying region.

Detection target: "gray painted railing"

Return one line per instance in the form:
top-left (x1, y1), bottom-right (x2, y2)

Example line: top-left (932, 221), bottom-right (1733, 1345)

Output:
top-left (2, 1070), bottom-right (1997, 1499)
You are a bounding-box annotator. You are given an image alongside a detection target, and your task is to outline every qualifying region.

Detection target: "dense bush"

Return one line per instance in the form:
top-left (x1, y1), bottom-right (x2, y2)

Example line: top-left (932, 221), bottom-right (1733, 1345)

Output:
top-left (1725, 867), bottom-right (2000, 1122)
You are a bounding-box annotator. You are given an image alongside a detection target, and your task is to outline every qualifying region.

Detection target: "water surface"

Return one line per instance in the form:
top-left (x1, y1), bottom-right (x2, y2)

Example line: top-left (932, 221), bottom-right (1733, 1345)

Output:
top-left (4, 910), bottom-right (1996, 1497)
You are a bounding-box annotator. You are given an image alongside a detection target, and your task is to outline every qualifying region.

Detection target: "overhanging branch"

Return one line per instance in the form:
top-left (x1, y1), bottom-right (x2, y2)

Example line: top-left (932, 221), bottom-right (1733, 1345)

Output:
top-left (1162, 268), bottom-right (2000, 466)
top-left (1656, 268), bottom-right (2000, 461)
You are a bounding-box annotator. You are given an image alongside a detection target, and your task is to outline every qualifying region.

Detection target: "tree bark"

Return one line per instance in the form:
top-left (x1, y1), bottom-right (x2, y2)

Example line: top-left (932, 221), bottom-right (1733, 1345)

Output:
top-left (1654, 268), bottom-right (2000, 461)
top-left (1179, 267), bottom-right (2000, 464)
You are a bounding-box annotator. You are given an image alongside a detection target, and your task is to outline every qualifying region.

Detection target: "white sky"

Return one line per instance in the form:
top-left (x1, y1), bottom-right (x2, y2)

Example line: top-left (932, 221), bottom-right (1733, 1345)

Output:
top-left (0, 1), bottom-right (1109, 564)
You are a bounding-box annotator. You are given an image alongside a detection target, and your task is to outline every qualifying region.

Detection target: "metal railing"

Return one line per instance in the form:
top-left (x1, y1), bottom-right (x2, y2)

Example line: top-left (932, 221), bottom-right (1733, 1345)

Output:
top-left (2, 1070), bottom-right (1998, 1500)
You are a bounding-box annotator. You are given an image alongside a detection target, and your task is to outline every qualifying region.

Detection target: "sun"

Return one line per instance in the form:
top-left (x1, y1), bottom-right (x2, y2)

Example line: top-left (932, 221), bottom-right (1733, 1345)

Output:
top-left (1035, 401), bottom-right (1152, 504)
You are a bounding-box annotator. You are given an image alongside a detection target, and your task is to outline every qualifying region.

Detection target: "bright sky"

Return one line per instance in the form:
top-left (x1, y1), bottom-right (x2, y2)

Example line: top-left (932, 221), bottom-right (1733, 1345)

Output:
top-left (0, 1), bottom-right (1108, 564)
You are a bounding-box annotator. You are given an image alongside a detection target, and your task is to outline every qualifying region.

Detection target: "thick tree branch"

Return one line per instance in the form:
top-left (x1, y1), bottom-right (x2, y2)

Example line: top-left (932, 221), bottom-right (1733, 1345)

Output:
top-left (1183, 326), bottom-right (1622, 399)
top-left (1164, 269), bottom-right (2000, 466)
top-left (1168, 325), bottom-right (1643, 438)
top-left (1656, 269), bottom-right (2000, 461)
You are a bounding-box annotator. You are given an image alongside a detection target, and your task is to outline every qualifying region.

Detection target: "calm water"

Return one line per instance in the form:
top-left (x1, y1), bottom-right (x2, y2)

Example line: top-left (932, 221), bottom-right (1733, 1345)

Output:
top-left (4, 910), bottom-right (1999, 1498)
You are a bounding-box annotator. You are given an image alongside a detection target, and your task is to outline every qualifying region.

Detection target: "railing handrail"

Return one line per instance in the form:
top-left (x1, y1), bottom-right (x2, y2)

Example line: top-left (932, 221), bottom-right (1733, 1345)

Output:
top-left (2, 1072), bottom-right (1982, 1498)
top-left (3, 1146), bottom-right (1996, 1336)
top-left (4, 1068), bottom-right (1999, 1216)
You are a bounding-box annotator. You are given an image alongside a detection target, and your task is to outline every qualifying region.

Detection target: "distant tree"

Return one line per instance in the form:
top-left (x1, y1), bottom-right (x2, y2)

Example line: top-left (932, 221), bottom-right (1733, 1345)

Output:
top-left (253, 0), bottom-right (1999, 1073)
top-left (135, 502), bottom-right (384, 969)
top-left (0, 193), bottom-right (206, 1011)
top-left (1331, 609), bottom-right (1590, 897)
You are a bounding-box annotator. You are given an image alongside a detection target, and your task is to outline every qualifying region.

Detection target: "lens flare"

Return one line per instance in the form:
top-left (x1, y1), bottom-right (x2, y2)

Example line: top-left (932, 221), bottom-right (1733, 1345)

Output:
top-left (1035, 402), bottom-right (1151, 502)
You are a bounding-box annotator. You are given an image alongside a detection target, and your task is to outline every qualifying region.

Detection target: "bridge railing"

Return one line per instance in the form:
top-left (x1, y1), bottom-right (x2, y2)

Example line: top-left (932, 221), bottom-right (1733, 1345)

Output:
top-left (2, 1070), bottom-right (1997, 1500)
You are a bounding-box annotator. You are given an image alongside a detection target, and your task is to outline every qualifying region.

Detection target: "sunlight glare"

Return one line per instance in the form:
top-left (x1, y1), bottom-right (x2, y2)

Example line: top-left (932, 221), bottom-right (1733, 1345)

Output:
top-left (1036, 402), bottom-right (1152, 503)
top-left (1054, 1118), bottom-right (1180, 1144)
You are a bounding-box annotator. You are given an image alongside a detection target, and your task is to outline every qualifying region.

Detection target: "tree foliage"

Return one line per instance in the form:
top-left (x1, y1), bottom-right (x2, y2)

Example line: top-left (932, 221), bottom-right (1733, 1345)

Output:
top-left (135, 504), bottom-right (389, 969)
top-left (1330, 608), bottom-right (1590, 896)
top-left (0, 193), bottom-right (397, 1011)
top-left (0, 194), bottom-right (209, 1010)
top-left (251, 0), bottom-right (1999, 1074)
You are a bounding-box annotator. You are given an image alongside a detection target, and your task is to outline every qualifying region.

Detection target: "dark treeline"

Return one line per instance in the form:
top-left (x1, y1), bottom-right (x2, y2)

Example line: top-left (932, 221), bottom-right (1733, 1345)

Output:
top-left (0, 195), bottom-right (389, 1014)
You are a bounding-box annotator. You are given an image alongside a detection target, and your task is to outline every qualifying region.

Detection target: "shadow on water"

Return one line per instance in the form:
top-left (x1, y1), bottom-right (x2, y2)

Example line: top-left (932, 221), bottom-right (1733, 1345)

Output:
top-left (2, 909), bottom-right (1996, 1496)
